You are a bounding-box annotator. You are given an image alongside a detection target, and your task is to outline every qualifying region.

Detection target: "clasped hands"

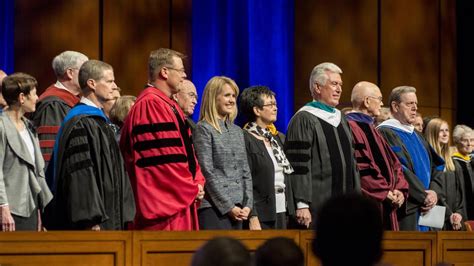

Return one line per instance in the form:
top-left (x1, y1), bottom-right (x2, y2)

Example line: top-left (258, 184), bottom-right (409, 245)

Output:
top-left (386, 189), bottom-right (405, 208)
top-left (228, 206), bottom-right (251, 221)
top-left (421, 190), bottom-right (437, 213)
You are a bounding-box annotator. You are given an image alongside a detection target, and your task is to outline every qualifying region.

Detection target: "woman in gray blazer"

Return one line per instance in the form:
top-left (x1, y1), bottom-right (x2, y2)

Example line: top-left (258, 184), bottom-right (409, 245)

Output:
top-left (0, 73), bottom-right (53, 231)
top-left (194, 76), bottom-right (253, 230)
top-left (240, 86), bottom-right (294, 230)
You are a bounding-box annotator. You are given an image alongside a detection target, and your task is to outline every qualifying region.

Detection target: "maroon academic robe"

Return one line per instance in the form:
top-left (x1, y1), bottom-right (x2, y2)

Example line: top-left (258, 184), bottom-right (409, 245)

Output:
top-left (346, 112), bottom-right (409, 230)
top-left (31, 84), bottom-right (80, 166)
top-left (120, 86), bottom-right (205, 230)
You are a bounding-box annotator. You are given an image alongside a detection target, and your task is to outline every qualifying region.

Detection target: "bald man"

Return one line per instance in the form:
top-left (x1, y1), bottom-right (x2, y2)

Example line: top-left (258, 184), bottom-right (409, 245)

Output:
top-left (0, 70), bottom-right (8, 110)
top-left (345, 81), bottom-right (408, 230)
top-left (172, 79), bottom-right (198, 131)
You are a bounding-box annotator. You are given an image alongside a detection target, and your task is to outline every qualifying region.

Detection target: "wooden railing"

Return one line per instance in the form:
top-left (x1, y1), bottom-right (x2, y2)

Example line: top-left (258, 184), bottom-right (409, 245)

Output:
top-left (0, 231), bottom-right (473, 265)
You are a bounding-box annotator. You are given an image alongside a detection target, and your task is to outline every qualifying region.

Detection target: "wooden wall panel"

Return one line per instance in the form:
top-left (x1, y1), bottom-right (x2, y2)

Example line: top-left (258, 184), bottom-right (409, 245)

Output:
top-left (380, 0), bottom-right (440, 108)
top-left (102, 0), bottom-right (171, 97)
top-left (14, 0), bottom-right (100, 94)
top-left (171, 0), bottom-right (193, 78)
top-left (295, 0), bottom-right (379, 110)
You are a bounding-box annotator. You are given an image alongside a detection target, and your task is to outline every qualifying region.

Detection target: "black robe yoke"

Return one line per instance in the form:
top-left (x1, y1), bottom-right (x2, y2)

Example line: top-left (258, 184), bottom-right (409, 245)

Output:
top-left (285, 110), bottom-right (360, 213)
top-left (54, 115), bottom-right (135, 230)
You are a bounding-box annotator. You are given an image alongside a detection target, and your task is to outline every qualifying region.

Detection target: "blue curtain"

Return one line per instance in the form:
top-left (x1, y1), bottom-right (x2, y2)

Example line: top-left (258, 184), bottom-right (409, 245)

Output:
top-left (0, 0), bottom-right (14, 73)
top-left (192, 0), bottom-right (294, 132)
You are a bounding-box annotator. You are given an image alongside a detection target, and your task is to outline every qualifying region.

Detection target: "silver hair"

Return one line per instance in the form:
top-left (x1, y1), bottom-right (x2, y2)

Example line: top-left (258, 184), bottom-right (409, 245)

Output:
top-left (309, 62), bottom-right (342, 96)
top-left (452, 124), bottom-right (473, 144)
top-left (388, 86), bottom-right (416, 112)
top-left (52, 51), bottom-right (88, 77)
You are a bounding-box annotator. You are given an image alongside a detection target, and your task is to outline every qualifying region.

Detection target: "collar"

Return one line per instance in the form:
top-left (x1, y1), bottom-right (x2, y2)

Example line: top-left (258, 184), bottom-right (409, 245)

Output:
top-left (345, 112), bottom-right (374, 124)
top-left (80, 97), bottom-right (99, 108)
top-left (305, 100), bottom-right (336, 113)
top-left (452, 152), bottom-right (471, 162)
top-left (55, 80), bottom-right (69, 91)
top-left (297, 104), bottom-right (341, 127)
top-left (376, 118), bottom-right (414, 133)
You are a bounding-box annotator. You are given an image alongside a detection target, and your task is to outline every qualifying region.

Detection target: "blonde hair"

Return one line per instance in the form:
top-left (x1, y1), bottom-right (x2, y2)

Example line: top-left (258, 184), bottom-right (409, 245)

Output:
top-left (424, 118), bottom-right (455, 171)
top-left (199, 76), bottom-right (239, 133)
top-left (109, 95), bottom-right (136, 127)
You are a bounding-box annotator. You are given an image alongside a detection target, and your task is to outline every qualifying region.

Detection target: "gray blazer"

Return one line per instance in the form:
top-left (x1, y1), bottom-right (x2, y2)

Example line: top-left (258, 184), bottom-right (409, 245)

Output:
top-left (0, 113), bottom-right (53, 217)
top-left (194, 120), bottom-right (253, 215)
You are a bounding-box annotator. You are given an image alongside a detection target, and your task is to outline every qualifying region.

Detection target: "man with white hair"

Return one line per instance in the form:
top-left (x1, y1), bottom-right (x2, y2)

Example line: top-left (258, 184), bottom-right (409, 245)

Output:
top-left (285, 62), bottom-right (360, 228)
top-left (31, 51), bottom-right (88, 170)
top-left (377, 86), bottom-right (441, 231)
top-left (172, 79), bottom-right (198, 131)
top-left (346, 81), bottom-right (408, 230)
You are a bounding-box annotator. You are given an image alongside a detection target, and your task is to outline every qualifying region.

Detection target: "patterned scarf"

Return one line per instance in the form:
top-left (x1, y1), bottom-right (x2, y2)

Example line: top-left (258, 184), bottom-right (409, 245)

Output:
top-left (244, 122), bottom-right (294, 174)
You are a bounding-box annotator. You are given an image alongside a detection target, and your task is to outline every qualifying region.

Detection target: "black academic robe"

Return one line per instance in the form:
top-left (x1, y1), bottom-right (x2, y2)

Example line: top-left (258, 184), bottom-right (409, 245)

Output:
top-left (285, 109), bottom-right (360, 216)
top-left (453, 156), bottom-right (474, 220)
top-left (53, 114), bottom-right (135, 230)
top-left (429, 168), bottom-right (465, 230)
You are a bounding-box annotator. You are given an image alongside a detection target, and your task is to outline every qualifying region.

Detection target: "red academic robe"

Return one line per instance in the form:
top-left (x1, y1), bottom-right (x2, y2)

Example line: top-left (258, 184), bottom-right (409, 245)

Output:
top-left (347, 113), bottom-right (409, 230)
top-left (120, 86), bottom-right (205, 230)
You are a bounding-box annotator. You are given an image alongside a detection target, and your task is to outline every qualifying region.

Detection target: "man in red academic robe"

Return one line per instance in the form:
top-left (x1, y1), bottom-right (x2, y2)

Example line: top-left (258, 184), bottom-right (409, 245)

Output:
top-left (31, 51), bottom-right (88, 170)
top-left (346, 81), bottom-right (409, 230)
top-left (120, 48), bottom-right (205, 230)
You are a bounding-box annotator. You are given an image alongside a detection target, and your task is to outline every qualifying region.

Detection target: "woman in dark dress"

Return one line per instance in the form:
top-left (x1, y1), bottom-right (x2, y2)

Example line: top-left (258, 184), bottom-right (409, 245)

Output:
top-left (239, 86), bottom-right (294, 229)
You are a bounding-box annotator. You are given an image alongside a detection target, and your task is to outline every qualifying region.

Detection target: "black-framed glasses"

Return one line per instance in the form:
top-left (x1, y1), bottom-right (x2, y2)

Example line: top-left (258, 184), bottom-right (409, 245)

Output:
top-left (165, 66), bottom-right (186, 74)
top-left (261, 102), bottom-right (277, 108)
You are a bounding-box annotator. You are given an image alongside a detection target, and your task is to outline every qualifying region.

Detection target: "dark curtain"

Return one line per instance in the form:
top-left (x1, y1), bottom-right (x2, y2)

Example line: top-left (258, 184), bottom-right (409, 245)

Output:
top-left (192, 0), bottom-right (294, 132)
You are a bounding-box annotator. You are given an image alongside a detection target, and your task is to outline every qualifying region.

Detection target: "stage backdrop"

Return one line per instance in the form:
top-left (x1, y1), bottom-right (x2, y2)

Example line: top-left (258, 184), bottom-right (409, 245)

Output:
top-left (191, 0), bottom-right (294, 131)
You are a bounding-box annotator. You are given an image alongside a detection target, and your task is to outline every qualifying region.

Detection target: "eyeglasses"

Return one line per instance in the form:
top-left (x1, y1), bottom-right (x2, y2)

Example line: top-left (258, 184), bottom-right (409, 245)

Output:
top-left (367, 96), bottom-right (383, 102)
top-left (165, 66), bottom-right (186, 74)
top-left (261, 102), bottom-right (277, 108)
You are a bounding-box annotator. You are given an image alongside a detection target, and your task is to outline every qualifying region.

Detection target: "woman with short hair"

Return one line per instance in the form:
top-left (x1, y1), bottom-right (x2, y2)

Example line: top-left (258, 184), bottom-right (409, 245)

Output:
top-left (239, 85), bottom-right (293, 229)
top-left (0, 73), bottom-right (52, 231)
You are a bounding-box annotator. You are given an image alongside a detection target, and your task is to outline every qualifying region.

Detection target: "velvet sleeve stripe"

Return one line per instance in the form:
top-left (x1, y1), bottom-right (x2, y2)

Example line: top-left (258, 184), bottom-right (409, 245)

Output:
top-left (356, 156), bottom-right (371, 164)
top-left (354, 143), bottom-right (366, 151)
top-left (359, 168), bottom-right (378, 177)
top-left (37, 126), bottom-right (60, 134)
top-left (39, 140), bottom-right (55, 148)
top-left (285, 141), bottom-right (311, 150)
top-left (286, 153), bottom-right (310, 162)
top-left (132, 122), bottom-right (177, 135)
top-left (136, 154), bottom-right (188, 168)
top-left (69, 128), bottom-right (88, 139)
top-left (69, 159), bottom-right (94, 174)
top-left (133, 138), bottom-right (183, 151)
top-left (292, 166), bottom-right (309, 175)
top-left (64, 144), bottom-right (90, 160)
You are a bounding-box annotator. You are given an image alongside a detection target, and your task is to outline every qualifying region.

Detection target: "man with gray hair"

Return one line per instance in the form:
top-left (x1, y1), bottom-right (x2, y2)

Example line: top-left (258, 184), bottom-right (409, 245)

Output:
top-left (285, 62), bottom-right (360, 228)
top-left (49, 60), bottom-right (135, 230)
top-left (31, 51), bottom-right (88, 169)
top-left (346, 81), bottom-right (408, 230)
top-left (377, 86), bottom-right (441, 231)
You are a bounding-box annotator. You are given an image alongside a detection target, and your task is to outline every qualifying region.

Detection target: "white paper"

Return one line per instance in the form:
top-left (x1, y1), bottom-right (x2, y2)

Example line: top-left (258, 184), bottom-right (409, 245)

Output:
top-left (418, 205), bottom-right (446, 229)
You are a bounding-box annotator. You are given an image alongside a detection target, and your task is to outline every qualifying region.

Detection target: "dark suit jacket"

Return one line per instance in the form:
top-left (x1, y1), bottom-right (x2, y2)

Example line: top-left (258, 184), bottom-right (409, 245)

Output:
top-left (244, 131), bottom-right (294, 223)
